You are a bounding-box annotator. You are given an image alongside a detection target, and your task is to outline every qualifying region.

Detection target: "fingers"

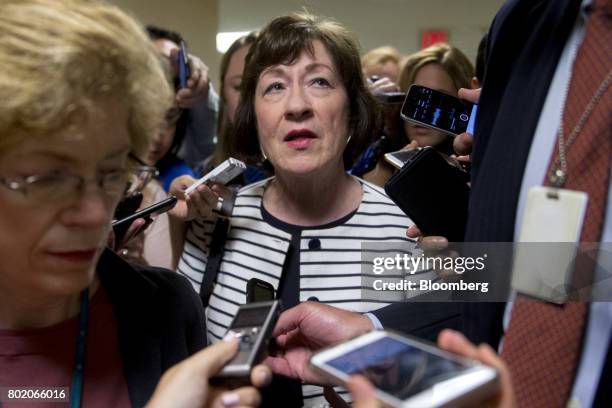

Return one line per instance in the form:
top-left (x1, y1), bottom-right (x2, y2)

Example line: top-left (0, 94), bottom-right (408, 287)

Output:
top-left (271, 303), bottom-right (309, 337)
top-left (176, 54), bottom-right (210, 108)
top-left (116, 218), bottom-right (146, 250)
top-left (169, 175), bottom-right (198, 197)
top-left (437, 329), bottom-right (479, 360)
top-left (250, 364), bottom-right (272, 388)
top-left (212, 387), bottom-right (261, 408)
top-left (346, 375), bottom-right (379, 408)
top-left (186, 183), bottom-right (219, 218)
top-left (453, 132), bottom-right (474, 156)
top-left (400, 140), bottom-right (419, 151)
top-left (419, 235), bottom-right (449, 251)
top-left (262, 355), bottom-right (294, 378)
top-left (458, 87), bottom-right (481, 103)
top-left (187, 338), bottom-right (240, 378)
top-left (370, 78), bottom-right (400, 94)
top-left (406, 224), bottom-right (422, 239)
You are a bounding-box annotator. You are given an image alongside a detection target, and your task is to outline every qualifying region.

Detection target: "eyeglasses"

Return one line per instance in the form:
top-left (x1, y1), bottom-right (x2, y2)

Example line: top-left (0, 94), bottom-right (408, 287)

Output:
top-left (0, 170), bottom-right (129, 206)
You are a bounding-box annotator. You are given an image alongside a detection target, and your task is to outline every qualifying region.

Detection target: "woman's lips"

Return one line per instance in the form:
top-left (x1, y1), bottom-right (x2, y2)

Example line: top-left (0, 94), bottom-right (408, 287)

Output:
top-left (284, 129), bottom-right (317, 149)
top-left (46, 249), bottom-right (98, 264)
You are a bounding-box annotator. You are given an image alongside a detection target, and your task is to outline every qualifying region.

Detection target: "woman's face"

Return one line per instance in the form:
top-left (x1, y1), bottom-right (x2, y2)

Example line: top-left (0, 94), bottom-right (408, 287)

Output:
top-left (254, 40), bottom-right (350, 177)
top-left (0, 102), bottom-right (130, 299)
top-left (223, 44), bottom-right (250, 125)
top-left (404, 62), bottom-right (458, 148)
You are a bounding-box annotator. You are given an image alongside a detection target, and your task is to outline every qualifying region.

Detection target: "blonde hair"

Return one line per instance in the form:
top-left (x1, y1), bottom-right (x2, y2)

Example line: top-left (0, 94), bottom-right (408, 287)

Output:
top-left (398, 43), bottom-right (473, 92)
top-left (0, 0), bottom-right (172, 157)
top-left (361, 46), bottom-right (401, 72)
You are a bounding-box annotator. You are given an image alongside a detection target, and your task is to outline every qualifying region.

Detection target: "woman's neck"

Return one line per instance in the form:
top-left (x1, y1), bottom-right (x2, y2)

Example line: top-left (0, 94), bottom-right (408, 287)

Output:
top-left (263, 166), bottom-right (362, 226)
top-left (0, 279), bottom-right (98, 330)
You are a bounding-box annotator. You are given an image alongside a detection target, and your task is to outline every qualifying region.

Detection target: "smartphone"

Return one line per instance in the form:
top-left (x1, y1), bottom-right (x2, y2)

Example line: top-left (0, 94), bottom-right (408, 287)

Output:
top-left (375, 92), bottom-right (406, 104)
top-left (113, 192), bottom-right (143, 222)
top-left (184, 157), bottom-right (246, 195)
top-left (177, 40), bottom-right (191, 89)
top-left (384, 147), bottom-right (469, 241)
top-left (310, 331), bottom-right (498, 408)
top-left (112, 196), bottom-right (177, 241)
top-left (383, 149), bottom-right (422, 170)
top-left (247, 278), bottom-right (275, 303)
top-left (401, 85), bottom-right (476, 136)
top-left (212, 300), bottom-right (281, 386)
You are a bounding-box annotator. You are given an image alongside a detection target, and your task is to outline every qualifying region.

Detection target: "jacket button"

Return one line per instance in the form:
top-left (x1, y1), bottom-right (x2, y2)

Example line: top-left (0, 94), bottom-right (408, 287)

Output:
top-left (308, 238), bottom-right (321, 250)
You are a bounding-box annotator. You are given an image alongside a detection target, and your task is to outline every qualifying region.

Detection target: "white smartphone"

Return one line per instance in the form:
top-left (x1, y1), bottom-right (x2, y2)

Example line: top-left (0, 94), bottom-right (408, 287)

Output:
top-left (383, 148), bottom-right (422, 170)
top-left (184, 157), bottom-right (246, 195)
top-left (310, 331), bottom-right (498, 408)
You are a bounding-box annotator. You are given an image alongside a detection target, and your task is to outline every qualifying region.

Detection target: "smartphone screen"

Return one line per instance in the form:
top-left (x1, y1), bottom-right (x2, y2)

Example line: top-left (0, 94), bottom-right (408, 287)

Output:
top-left (401, 85), bottom-right (476, 136)
top-left (325, 336), bottom-right (471, 400)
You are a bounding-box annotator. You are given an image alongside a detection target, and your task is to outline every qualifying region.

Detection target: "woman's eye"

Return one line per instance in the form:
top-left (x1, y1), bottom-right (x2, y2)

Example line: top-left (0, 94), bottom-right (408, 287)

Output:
top-left (311, 77), bottom-right (331, 88)
top-left (264, 82), bottom-right (284, 94)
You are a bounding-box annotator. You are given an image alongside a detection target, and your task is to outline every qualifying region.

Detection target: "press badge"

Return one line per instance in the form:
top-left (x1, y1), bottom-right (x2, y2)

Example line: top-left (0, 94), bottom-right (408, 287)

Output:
top-left (511, 186), bottom-right (588, 303)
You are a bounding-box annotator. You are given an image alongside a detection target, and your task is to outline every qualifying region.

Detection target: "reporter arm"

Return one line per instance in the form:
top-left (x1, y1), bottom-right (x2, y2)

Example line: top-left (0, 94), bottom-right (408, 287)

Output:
top-left (167, 175), bottom-right (220, 269)
top-left (146, 337), bottom-right (271, 408)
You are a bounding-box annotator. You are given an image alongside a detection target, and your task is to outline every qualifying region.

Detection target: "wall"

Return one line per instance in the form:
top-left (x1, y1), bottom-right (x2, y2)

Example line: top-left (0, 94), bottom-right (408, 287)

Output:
top-left (220, 0), bottom-right (506, 65)
top-left (108, 0), bottom-right (506, 89)
top-left (110, 0), bottom-right (221, 89)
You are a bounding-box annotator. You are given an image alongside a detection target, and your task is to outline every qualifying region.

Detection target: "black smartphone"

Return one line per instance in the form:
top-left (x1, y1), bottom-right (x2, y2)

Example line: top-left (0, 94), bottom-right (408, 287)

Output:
top-left (247, 278), bottom-right (275, 303)
top-left (384, 147), bottom-right (469, 241)
top-left (113, 192), bottom-right (143, 222)
top-left (177, 40), bottom-right (191, 89)
top-left (401, 85), bottom-right (477, 136)
top-left (112, 196), bottom-right (177, 242)
top-left (375, 92), bottom-right (406, 104)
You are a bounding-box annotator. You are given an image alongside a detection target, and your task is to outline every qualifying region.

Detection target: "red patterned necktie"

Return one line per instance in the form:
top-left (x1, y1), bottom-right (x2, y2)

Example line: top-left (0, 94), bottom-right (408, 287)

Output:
top-left (501, 1), bottom-right (612, 407)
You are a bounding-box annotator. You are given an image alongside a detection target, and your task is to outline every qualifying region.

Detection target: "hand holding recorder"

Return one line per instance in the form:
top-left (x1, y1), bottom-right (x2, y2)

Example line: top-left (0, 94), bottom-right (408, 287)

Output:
top-left (168, 158), bottom-right (246, 221)
top-left (146, 336), bottom-right (272, 408)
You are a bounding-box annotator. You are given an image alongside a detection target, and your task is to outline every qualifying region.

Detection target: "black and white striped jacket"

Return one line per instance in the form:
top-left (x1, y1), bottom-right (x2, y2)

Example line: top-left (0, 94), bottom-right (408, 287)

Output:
top-left (178, 177), bottom-right (426, 406)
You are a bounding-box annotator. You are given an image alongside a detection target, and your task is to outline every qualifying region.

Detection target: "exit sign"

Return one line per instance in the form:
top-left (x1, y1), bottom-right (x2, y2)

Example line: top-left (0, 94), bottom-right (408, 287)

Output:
top-left (421, 30), bottom-right (448, 49)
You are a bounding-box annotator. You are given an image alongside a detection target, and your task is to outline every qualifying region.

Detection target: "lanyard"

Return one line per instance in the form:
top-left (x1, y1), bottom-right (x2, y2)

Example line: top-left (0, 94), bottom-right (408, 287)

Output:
top-left (70, 288), bottom-right (89, 408)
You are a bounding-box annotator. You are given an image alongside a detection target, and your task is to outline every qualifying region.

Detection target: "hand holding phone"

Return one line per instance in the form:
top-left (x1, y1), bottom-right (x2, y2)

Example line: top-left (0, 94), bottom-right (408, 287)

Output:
top-left (177, 40), bottom-right (191, 89)
top-left (310, 331), bottom-right (499, 408)
top-left (384, 147), bottom-right (469, 242)
top-left (112, 196), bottom-right (177, 243)
top-left (401, 85), bottom-right (477, 137)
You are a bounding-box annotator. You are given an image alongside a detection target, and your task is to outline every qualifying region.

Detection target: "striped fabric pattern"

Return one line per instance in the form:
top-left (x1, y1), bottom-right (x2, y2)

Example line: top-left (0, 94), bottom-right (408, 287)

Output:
top-left (177, 177), bottom-right (419, 406)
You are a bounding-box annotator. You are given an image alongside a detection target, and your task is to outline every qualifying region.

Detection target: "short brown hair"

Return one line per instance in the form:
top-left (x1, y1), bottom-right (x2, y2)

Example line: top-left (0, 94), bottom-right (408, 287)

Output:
top-left (230, 13), bottom-right (380, 169)
top-left (398, 43), bottom-right (474, 92)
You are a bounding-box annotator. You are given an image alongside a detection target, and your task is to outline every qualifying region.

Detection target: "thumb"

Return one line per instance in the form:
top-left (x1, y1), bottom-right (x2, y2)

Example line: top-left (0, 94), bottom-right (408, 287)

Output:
top-left (347, 375), bottom-right (379, 408)
top-left (188, 338), bottom-right (240, 378)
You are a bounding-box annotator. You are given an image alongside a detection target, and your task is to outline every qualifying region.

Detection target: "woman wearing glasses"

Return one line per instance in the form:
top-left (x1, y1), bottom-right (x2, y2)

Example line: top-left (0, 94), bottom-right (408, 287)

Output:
top-left (0, 1), bottom-right (267, 407)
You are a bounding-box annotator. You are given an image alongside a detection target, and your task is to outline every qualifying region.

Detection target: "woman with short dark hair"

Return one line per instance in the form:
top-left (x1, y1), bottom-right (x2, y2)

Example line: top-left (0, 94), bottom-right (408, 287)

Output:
top-left (170, 13), bottom-right (432, 406)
